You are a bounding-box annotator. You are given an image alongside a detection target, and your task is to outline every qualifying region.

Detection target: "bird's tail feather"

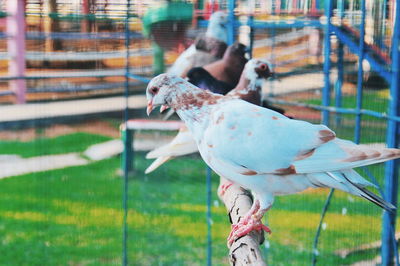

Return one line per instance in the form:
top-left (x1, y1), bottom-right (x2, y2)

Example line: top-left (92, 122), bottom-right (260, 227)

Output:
top-left (308, 171), bottom-right (396, 212)
top-left (144, 156), bottom-right (171, 174)
top-left (340, 172), bottom-right (396, 213)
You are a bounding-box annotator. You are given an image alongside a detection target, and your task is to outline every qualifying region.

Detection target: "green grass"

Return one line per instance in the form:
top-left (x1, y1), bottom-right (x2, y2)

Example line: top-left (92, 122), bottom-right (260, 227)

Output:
top-left (0, 132), bottom-right (112, 158)
top-left (304, 90), bottom-right (389, 114)
top-left (300, 89), bottom-right (390, 144)
top-left (0, 131), bottom-right (398, 265)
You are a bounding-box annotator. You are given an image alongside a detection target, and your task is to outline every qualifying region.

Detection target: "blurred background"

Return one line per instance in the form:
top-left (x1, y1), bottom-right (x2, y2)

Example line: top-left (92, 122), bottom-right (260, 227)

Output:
top-left (0, 0), bottom-right (399, 265)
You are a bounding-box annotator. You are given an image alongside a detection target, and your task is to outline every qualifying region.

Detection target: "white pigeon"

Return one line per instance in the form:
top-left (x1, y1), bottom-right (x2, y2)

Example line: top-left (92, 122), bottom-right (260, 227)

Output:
top-left (145, 59), bottom-right (273, 174)
top-left (146, 74), bottom-right (400, 245)
top-left (167, 11), bottom-right (228, 77)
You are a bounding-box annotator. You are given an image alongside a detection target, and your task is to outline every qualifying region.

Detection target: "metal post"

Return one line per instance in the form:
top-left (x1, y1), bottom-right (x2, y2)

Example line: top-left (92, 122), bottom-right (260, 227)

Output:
top-left (335, 42), bottom-right (344, 126)
top-left (122, 128), bottom-right (133, 176)
top-left (122, 1), bottom-right (132, 265)
top-left (206, 166), bottom-right (212, 266)
top-left (322, 0), bottom-right (333, 126)
top-left (335, 0), bottom-right (345, 126)
top-left (227, 0), bottom-right (235, 45)
top-left (7, 0), bottom-right (26, 104)
top-left (381, 0), bottom-right (400, 264)
top-left (354, 0), bottom-right (366, 144)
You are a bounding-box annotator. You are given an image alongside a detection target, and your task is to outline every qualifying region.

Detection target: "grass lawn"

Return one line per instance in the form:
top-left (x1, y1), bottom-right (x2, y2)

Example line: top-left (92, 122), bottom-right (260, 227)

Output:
top-left (298, 89), bottom-right (391, 144)
top-left (0, 130), bottom-right (398, 265)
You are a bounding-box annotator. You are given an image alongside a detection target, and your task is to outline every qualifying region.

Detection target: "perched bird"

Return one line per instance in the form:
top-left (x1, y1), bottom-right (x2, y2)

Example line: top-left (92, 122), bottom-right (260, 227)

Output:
top-left (187, 67), bottom-right (235, 95)
top-left (167, 11), bottom-right (228, 77)
top-left (186, 42), bottom-right (249, 95)
top-left (202, 42), bottom-right (248, 87)
top-left (146, 73), bottom-right (400, 245)
top-left (145, 59), bottom-right (273, 174)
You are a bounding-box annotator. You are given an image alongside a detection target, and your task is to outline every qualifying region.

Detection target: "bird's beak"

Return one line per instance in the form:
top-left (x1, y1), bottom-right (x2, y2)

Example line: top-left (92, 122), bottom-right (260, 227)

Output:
top-left (146, 100), bottom-right (154, 116)
top-left (160, 104), bottom-right (169, 113)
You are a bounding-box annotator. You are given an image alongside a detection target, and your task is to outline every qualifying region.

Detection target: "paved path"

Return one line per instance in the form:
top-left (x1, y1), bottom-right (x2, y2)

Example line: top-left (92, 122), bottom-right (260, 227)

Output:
top-left (0, 95), bottom-right (147, 123)
top-left (0, 153), bottom-right (88, 179)
top-left (0, 136), bottom-right (174, 180)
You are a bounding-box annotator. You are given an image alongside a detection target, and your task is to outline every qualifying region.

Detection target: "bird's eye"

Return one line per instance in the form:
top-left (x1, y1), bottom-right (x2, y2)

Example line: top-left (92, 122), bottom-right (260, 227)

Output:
top-left (151, 87), bottom-right (159, 94)
top-left (260, 64), bottom-right (268, 70)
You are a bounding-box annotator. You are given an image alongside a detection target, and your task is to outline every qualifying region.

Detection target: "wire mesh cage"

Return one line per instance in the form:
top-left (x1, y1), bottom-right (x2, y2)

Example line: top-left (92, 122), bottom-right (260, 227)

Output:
top-left (0, 0), bottom-right (399, 265)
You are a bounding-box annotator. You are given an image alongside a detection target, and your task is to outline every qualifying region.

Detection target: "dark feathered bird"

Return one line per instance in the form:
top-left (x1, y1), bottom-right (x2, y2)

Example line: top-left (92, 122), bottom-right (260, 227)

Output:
top-left (187, 67), bottom-right (234, 95)
top-left (186, 41), bottom-right (248, 95)
top-left (187, 59), bottom-right (288, 117)
top-left (203, 42), bottom-right (248, 86)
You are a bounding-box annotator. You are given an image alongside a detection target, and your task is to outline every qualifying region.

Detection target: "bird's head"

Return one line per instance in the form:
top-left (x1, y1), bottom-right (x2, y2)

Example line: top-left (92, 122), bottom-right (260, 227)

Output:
top-left (146, 74), bottom-right (198, 115)
top-left (225, 42), bottom-right (247, 58)
top-left (209, 11), bottom-right (228, 28)
top-left (244, 59), bottom-right (274, 82)
top-left (207, 11), bottom-right (228, 42)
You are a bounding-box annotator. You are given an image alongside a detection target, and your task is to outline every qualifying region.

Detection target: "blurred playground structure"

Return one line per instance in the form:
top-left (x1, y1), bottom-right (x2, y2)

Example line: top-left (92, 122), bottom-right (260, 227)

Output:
top-left (0, 0), bottom-right (396, 104)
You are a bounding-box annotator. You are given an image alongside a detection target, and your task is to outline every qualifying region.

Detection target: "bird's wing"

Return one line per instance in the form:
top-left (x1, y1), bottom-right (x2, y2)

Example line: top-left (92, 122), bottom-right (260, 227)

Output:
top-left (146, 126), bottom-right (198, 159)
top-left (293, 139), bottom-right (400, 173)
top-left (204, 100), bottom-right (400, 175)
top-left (167, 45), bottom-right (197, 77)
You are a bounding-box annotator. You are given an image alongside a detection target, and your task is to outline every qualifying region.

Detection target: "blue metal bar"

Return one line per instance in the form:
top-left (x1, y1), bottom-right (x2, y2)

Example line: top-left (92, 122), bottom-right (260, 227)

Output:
top-left (335, 41), bottom-right (344, 126)
top-left (199, 19), bottom-right (322, 31)
top-left (249, 19), bottom-right (322, 29)
top-left (335, 0), bottom-right (345, 128)
top-left (206, 166), bottom-right (212, 266)
top-left (381, 0), bottom-right (400, 263)
top-left (354, 0), bottom-right (366, 144)
top-left (227, 0), bottom-right (236, 45)
top-left (267, 98), bottom-right (400, 122)
top-left (332, 26), bottom-right (391, 83)
top-left (322, 0), bottom-right (333, 126)
top-left (122, 1), bottom-right (131, 265)
top-left (126, 73), bottom-right (151, 83)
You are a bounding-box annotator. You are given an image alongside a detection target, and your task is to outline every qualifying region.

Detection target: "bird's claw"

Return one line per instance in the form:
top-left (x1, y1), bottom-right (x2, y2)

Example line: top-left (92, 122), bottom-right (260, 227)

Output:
top-left (227, 216), bottom-right (271, 246)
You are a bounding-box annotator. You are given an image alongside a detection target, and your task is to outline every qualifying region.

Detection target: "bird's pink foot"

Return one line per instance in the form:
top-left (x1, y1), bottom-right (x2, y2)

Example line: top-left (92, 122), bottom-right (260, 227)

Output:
top-left (218, 181), bottom-right (233, 197)
top-left (227, 199), bottom-right (271, 245)
top-left (227, 215), bottom-right (271, 245)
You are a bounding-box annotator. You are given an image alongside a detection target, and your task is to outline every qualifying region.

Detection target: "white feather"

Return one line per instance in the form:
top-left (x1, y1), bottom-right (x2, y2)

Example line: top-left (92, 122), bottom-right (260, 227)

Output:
top-left (166, 11), bottom-right (228, 77)
top-left (145, 126), bottom-right (198, 173)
